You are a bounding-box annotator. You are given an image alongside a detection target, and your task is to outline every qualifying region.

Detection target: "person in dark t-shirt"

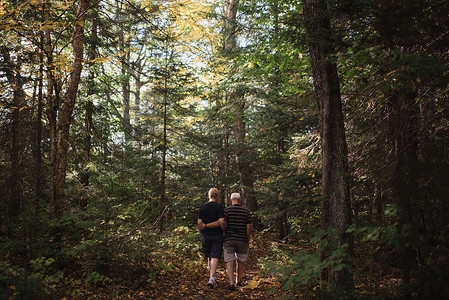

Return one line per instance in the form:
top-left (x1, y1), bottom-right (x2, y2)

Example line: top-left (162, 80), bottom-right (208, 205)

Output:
top-left (223, 192), bottom-right (251, 290)
top-left (197, 188), bottom-right (225, 289)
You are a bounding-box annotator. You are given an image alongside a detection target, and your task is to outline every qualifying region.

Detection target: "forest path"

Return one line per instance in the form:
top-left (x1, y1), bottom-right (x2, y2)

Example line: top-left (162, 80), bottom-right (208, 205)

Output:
top-left (143, 239), bottom-right (297, 299)
top-left (71, 235), bottom-right (300, 299)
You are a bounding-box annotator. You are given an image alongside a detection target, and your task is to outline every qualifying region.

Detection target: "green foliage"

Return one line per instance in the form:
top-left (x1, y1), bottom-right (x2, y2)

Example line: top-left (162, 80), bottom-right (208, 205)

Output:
top-left (154, 226), bottom-right (205, 277)
top-left (0, 191), bottom-right (163, 298)
top-left (256, 161), bottom-right (321, 239)
top-left (0, 260), bottom-right (46, 300)
top-left (260, 229), bottom-right (352, 297)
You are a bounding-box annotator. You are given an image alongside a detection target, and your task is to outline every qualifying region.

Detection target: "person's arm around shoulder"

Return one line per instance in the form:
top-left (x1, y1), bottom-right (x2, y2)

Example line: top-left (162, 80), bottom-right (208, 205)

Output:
top-left (203, 219), bottom-right (222, 228)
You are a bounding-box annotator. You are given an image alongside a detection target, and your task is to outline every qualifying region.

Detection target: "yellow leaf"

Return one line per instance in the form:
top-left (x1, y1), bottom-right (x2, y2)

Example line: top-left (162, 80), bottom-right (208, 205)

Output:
top-left (10, 286), bottom-right (16, 290)
top-left (247, 280), bottom-right (260, 289)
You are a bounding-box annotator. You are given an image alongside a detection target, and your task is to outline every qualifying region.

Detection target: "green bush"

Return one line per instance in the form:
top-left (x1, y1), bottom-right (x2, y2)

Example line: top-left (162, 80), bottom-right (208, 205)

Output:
top-left (260, 229), bottom-right (352, 298)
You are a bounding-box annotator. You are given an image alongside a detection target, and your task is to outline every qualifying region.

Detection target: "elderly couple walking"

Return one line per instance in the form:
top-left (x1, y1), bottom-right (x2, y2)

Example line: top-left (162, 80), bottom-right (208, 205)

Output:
top-left (197, 188), bottom-right (252, 291)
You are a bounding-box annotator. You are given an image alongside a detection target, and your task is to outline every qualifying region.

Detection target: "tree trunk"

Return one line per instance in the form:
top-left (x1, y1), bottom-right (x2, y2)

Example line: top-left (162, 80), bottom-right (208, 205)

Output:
top-left (2, 50), bottom-right (26, 216)
top-left (118, 5), bottom-right (131, 139)
top-left (48, 0), bottom-right (89, 217)
top-left (121, 61), bottom-right (131, 126)
top-left (223, 0), bottom-right (258, 212)
top-left (134, 76), bottom-right (143, 126)
top-left (302, 0), bottom-right (353, 291)
top-left (44, 0), bottom-right (59, 217)
top-left (80, 8), bottom-right (98, 208)
top-left (160, 74), bottom-right (168, 230)
top-left (388, 89), bottom-right (419, 287)
top-left (33, 48), bottom-right (45, 201)
top-left (371, 183), bottom-right (384, 222)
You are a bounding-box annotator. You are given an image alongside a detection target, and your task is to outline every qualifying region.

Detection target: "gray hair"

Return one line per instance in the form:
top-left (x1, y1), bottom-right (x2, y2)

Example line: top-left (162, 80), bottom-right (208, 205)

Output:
top-left (230, 193), bottom-right (241, 200)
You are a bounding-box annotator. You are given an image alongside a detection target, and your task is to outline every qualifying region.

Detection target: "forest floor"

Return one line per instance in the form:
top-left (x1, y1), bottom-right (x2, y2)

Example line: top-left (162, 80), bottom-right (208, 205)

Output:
top-left (143, 245), bottom-right (298, 300)
top-left (69, 233), bottom-right (404, 299)
top-left (73, 237), bottom-right (300, 299)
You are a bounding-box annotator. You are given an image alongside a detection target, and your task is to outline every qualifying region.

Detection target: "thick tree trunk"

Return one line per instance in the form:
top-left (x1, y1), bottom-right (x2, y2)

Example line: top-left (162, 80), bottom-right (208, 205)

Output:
top-left (223, 0), bottom-right (238, 53)
top-left (302, 0), bottom-right (353, 291)
top-left (232, 108), bottom-right (258, 212)
top-left (48, 0), bottom-right (89, 217)
top-left (2, 51), bottom-right (26, 216)
top-left (224, 0), bottom-right (258, 212)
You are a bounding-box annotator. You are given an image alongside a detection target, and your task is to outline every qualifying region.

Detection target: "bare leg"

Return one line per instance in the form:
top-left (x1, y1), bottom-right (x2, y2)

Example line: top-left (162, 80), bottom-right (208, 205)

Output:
top-left (210, 258), bottom-right (219, 278)
top-left (226, 261), bottom-right (235, 286)
top-left (236, 261), bottom-right (245, 284)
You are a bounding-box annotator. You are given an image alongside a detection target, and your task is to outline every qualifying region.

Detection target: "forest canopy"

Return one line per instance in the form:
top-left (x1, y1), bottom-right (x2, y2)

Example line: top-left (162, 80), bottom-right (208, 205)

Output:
top-left (1, 0), bottom-right (449, 298)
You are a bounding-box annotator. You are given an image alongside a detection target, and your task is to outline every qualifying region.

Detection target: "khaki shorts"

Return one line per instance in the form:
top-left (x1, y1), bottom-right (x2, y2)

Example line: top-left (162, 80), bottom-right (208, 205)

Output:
top-left (224, 240), bottom-right (249, 262)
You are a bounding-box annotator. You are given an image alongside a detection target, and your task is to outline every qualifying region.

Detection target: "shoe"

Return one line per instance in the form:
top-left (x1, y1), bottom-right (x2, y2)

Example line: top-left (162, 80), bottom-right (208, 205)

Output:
top-left (208, 277), bottom-right (218, 289)
top-left (228, 284), bottom-right (236, 291)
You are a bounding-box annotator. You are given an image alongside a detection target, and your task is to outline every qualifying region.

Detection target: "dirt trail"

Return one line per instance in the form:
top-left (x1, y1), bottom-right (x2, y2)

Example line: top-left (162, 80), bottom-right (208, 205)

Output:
top-left (145, 242), bottom-right (296, 299)
top-left (73, 239), bottom-right (298, 299)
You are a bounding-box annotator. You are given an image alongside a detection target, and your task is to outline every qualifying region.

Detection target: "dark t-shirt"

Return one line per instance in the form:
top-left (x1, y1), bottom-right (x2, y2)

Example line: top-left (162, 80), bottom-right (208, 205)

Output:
top-left (198, 201), bottom-right (224, 236)
top-left (224, 204), bottom-right (251, 242)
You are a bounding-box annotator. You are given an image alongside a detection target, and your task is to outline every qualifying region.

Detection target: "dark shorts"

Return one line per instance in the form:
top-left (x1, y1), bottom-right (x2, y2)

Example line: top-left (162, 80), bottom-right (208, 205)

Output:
top-left (201, 234), bottom-right (223, 259)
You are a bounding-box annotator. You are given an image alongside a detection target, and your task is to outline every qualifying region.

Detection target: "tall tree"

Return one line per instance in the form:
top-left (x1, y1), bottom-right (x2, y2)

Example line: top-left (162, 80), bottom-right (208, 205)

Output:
top-left (118, 0), bottom-right (131, 136)
top-left (1, 49), bottom-right (27, 216)
top-left (302, 0), bottom-right (353, 291)
top-left (80, 5), bottom-right (99, 207)
top-left (33, 49), bottom-right (45, 201)
top-left (45, 0), bottom-right (90, 216)
top-left (223, 0), bottom-right (258, 212)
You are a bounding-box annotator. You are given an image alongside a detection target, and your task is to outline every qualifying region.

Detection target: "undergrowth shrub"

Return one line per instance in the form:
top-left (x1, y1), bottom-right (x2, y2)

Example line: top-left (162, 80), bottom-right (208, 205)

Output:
top-left (0, 196), bottom-right (163, 299)
top-left (260, 229), bottom-right (353, 298)
top-left (256, 165), bottom-right (321, 240)
top-left (155, 226), bottom-right (204, 277)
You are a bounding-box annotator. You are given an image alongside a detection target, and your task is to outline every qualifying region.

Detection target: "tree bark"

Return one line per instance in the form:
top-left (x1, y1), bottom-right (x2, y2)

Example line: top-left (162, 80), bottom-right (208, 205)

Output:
top-left (302, 0), bottom-right (353, 291)
top-left (223, 0), bottom-right (258, 212)
top-left (48, 0), bottom-right (89, 217)
top-left (33, 47), bottom-right (45, 201)
top-left (2, 50), bottom-right (26, 216)
top-left (160, 71), bottom-right (168, 231)
top-left (80, 7), bottom-right (99, 208)
top-left (118, 2), bottom-right (131, 139)
top-left (44, 0), bottom-right (60, 217)
top-left (134, 77), bottom-right (142, 126)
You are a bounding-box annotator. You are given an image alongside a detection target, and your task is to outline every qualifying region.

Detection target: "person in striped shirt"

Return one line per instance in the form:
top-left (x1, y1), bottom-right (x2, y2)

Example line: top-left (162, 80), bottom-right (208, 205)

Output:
top-left (223, 192), bottom-right (252, 290)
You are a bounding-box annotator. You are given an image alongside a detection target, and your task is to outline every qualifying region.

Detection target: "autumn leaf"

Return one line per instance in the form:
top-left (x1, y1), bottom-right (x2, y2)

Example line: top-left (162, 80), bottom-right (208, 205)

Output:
top-left (247, 279), bottom-right (261, 289)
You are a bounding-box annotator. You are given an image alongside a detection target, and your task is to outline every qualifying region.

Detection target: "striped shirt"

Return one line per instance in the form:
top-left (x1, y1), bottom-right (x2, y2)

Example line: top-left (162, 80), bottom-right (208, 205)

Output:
top-left (224, 204), bottom-right (251, 242)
